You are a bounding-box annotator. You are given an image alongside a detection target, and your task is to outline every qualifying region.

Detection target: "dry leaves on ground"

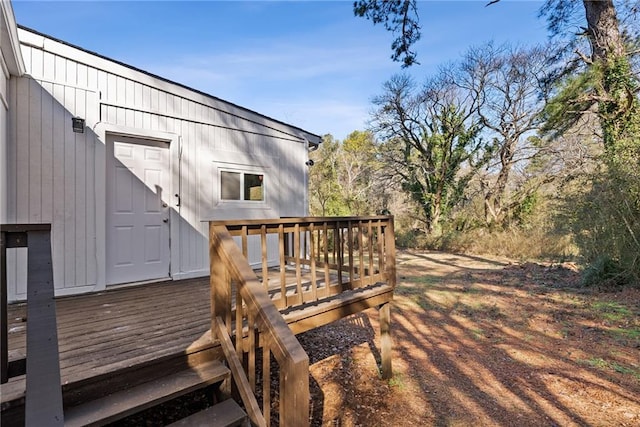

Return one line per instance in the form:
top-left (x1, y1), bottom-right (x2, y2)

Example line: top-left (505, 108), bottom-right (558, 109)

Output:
top-left (298, 250), bottom-right (640, 426)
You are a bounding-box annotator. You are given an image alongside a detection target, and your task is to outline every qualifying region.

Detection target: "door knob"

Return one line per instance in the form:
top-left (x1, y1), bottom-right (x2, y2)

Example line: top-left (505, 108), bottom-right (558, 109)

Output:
top-left (163, 218), bottom-right (169, 223)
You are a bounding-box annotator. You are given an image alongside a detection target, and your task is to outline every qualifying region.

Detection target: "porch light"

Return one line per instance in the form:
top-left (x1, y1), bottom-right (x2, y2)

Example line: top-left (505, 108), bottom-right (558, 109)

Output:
top-left (72, 117), bottom-right (85, 133)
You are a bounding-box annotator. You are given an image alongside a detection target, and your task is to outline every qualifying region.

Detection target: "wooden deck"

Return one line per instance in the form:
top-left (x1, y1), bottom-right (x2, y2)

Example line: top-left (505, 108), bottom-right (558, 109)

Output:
top-left (2, 272), bottom-right (392, 402)
top-left (3, 278), bottom-right (213, 402)
top-left (2, 216), bottom-right (396, 426)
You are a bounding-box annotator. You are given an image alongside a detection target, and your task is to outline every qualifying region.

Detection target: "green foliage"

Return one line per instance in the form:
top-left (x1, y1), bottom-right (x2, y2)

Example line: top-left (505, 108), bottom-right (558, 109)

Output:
top-left (308, 135), bottom-right (348, 216)
top-left (579, 357), bottom-right (640, 381)
top-left (582, 256), bottom-right (633, 289)
top-left (373, 75), bottom-right (487, 234)
top-left (547, 41), bottom-right (640, 290)
top-left (541, 66), bottom-right (600, 139)
top-left (510, 191), bottom-right (539, 227)
top-left (566, 166), bottom-right (640, 289)
top-left (590, 301), bottom-right (632, 321)
top-left (308, 131), bottom-right (383, 217)
top-left (353, 0), bottom-right (420, 67)
top-left (599, 56), bottom-right (640, 147)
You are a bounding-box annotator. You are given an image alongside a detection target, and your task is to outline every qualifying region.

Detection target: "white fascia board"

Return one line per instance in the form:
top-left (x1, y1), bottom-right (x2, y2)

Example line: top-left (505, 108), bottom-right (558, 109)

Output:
top-left (18, 27), bottom-right (321, 144)
top-left (1, 0), bottom-right (25, 76)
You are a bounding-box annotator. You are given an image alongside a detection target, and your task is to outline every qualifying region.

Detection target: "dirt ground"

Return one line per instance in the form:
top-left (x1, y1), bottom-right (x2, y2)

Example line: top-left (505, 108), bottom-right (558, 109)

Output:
top-left (297, 250), bottom-right (640, 427)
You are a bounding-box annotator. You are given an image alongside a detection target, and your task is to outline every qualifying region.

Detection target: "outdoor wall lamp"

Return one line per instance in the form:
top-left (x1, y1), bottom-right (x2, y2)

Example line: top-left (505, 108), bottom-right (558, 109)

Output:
top-left (72, 117), bottom-right (85, 133)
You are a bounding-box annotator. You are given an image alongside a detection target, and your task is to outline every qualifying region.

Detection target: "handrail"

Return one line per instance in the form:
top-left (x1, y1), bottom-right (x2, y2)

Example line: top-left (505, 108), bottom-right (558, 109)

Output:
top-left (210, 224), bottom-right (310, 427)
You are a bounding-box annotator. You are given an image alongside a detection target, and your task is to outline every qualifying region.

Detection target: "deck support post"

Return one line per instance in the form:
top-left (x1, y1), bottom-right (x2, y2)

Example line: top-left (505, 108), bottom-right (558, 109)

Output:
top-left (379, 302), bottom-right (392, 379)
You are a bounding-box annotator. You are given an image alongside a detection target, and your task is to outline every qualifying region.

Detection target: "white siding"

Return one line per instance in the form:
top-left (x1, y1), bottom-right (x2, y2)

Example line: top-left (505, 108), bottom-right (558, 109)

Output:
top-left (4, 27), bottom-right (316, 300)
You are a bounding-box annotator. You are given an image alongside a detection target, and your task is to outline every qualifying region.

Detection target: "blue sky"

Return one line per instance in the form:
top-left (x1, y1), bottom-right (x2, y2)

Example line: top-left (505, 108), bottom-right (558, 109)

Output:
top-left (12, 1), bottom-right (550, 140)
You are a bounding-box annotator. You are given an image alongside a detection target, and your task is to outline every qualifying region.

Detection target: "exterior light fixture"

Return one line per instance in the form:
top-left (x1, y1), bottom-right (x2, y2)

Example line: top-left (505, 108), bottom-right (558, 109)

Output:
top-left (72, 117), bottom-right (85, 133)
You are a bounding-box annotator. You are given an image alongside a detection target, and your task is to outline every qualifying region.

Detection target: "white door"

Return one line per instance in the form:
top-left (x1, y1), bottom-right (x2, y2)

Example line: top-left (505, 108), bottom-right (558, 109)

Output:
top-left (106, 135), bottom-right (171, 285)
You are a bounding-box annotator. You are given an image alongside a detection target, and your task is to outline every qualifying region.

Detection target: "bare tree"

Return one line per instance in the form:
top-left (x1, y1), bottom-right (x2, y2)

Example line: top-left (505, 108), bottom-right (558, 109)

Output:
top-left (371, 74), bottom-right (487, 233)
top-left (449, 43), bottom-right (553, 225)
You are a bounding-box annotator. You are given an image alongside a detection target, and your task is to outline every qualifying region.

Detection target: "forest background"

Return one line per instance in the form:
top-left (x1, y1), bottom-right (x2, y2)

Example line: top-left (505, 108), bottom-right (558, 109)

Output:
top-left (309, 0), bottom-right (640, 290)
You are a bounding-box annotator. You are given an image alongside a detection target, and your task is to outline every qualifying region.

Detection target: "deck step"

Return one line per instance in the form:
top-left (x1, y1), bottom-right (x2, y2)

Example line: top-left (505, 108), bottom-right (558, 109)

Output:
top-left (63, 359), bottom-right (230, 427)
top-left (167, 398), bottom-right (248, 427)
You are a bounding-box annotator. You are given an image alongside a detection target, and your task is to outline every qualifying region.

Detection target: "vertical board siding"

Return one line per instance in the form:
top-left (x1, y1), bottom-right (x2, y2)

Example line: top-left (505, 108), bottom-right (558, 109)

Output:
top-left (6, 30), bottom-right (312, 300)
top-left (51, 82), bottom-right (66, 290)
top-left (63, 85), bottom-right (76, 288)
top-left (40, 82), bottom-right (54, 224)
top-left (29, 77), bottom-right (42, 223)
top-left (7, 67), bottom-right (98, 298)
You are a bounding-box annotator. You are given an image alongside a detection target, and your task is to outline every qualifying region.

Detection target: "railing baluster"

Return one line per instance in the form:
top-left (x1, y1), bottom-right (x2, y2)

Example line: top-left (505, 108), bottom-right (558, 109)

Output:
top-left (377, 220), bottom-right (384, 281)
top-left (248, 309), bottom-right (256, 392)
top-left (294, 224), bottom-right (302, 304)
top-left (236, 288), bottom-right (243, 356)
top-left (368, 220), bottom-right (374, 285)
top-left (335, 221), bottom-right (343, 292)
top-left (358, 220), bottom-right (365, 288)
top-left (261, 225), bottom-right (268, 290)
top-left (333, 222), bottom-right (342, 264)
top-left (347, 220), bottom-right (354, 290)
top-left (263, 344), bottom-right (271, 427)
top-left (323, 222), bottom-right (330, 297)
top-left (309, 223), bottom-right (317, 301)
top-left (278, 224), bottom-right (286, 308)
top-left (242, 225), bottom-right (248, 258)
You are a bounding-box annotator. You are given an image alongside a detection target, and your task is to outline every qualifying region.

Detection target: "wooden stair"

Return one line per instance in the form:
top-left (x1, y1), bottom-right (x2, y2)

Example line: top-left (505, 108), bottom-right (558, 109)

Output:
top-left (63, 359), bottom-right (242, 427)
top-left (167, 398), bottom-right (249, 427)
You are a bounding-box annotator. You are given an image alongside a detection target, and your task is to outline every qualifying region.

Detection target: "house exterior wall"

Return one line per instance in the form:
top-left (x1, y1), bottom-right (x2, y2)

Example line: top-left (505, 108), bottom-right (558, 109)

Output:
top-left (4, 27), bottom-right (319, 301)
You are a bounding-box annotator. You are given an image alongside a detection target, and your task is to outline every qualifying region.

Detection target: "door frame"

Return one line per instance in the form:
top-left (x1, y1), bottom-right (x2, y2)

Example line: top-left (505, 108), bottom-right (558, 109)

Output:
top-left (95, 124), bottom-right (180, 290)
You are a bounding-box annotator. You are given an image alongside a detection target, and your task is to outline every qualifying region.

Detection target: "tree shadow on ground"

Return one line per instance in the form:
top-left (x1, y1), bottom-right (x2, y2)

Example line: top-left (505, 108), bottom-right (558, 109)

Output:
top-left (299, 250), bottom-right (640, 426)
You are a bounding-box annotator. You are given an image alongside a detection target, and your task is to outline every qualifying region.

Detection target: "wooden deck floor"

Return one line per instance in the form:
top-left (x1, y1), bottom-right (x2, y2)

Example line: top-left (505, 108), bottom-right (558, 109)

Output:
top-left (4, 278), bottom-right (214, 399)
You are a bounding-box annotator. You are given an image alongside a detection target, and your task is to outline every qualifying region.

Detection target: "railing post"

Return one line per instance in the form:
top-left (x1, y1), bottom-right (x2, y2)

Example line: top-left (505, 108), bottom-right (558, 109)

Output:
top-left (210, 223), bottom-right (231, 337)
top-left (384, 217), bottom-right (396, 289)
top-left (25, 227), bottom-right (63, 427)
top-left (1, 224), bottom-right (63, 426)
top-left (280, 354), bottom-right (310, 427)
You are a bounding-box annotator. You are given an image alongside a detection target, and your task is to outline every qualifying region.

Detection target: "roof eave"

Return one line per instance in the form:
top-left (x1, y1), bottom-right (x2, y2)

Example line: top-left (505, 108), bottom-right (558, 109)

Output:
top-left (1, 0), bottom-right (25, 76)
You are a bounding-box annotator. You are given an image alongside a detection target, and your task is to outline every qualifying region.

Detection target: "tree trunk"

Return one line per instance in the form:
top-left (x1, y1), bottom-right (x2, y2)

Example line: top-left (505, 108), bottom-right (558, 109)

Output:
top-left (582, 0), bottom-right (626, 62)
top-left (484, 138), bottom-right (517, 226)
top-left (582, 0), bottom-right (637, 150)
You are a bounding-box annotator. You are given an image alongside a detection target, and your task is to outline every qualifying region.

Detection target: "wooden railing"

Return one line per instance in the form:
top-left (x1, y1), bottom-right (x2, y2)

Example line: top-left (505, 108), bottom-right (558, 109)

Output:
top-left (209, 223), bottom-right (309, 427)
top-left (208, 216), bottom-right (395, 426)
top-left (213, 216), bottom-right (396, 310)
